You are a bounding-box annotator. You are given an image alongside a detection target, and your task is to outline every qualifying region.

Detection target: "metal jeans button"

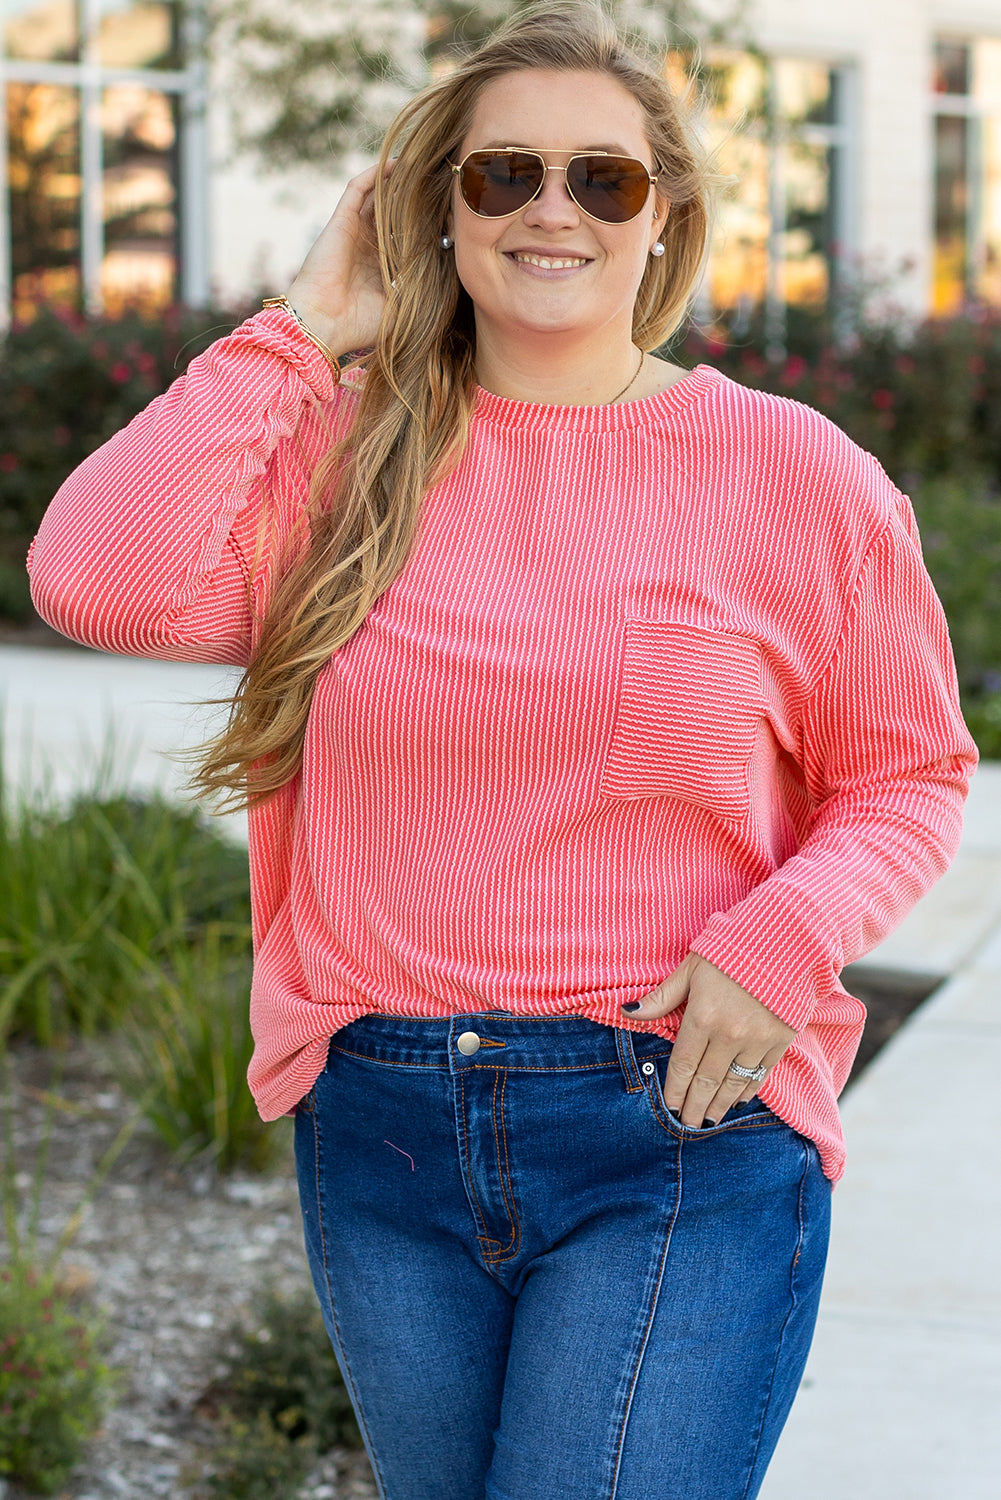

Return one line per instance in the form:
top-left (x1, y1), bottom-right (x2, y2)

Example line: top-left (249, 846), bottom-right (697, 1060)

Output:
top-left (456, 1031), bottom-right (481, 1056)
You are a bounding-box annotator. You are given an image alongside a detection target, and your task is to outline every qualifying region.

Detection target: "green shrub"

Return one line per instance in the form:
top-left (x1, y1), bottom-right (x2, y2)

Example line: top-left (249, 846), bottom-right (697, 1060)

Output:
top-left (195, 1288), bottom-right (361, 1497)
top-left (675, 309), bottom-right (1001, 490)
top-left (0, 559), bottom-right (32, 621)
top-left (110, 924), bottom-right (273, 1173)
top-left (199, 1407), bottom-right (314, 1499)
top-left (906, 470), bottom-right (1001, 705)
top-left (0, 1265), bottom-right (113, 1494)
top-left (0, 302), bottom-right (255, 550)
top-left (0, 1055), bottom-right (133, 1494)
top-left (960, 691), bottom-right (1001, 760)
top-left (0, 784), bottom-right (252, 1044)
top-left (0, 771), bottom-right (271, 1174)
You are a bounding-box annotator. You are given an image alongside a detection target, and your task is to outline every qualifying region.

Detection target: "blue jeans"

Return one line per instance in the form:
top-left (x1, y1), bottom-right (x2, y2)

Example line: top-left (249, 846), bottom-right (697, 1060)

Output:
top-left (294, 1013), bottom-right (831, 1500)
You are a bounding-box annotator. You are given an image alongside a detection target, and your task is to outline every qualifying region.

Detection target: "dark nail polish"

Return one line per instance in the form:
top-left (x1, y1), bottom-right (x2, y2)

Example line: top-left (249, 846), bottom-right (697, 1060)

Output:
top-left (704, 1118), bottom-right (717, 1128)
top-left (621, 1000), bottom-right (642, 1013)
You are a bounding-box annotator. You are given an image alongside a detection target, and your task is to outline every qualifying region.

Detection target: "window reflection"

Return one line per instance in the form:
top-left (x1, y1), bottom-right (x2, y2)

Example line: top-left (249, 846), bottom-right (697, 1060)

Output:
top-left (774, 58), bottom-right (836, 127)
top-left (98, 0), bottom-right (183, 70)
top-left (933, 37), bottom-right (1001, 314)
top-left (3, 0), bottom-right (78, 63)
top-left (102, 85), bottom-right (179, 313)
top-left (706, 53), bottom-right (844, 321)
top-left (934, 116), bottom-right (969, 315)
top-left (7, 82), bottom-right (82, 319)
top-left (709, 132), bottom-right (769, 314)
top-left (934, 41), bottom-right (971, 96)
top-left (781, 138), bottom-right (834, 307)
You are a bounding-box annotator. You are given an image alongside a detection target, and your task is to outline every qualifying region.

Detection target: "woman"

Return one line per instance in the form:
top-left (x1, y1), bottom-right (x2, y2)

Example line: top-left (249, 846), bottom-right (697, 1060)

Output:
top-left (28, 3), bottom-right (976, 1497)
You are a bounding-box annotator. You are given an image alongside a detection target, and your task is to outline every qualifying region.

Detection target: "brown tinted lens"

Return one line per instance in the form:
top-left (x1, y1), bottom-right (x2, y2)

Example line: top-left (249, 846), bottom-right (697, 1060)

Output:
top-left (459, 151), bottom-right (545, 217)
top-left (566, 155), bottom-right (651, 223)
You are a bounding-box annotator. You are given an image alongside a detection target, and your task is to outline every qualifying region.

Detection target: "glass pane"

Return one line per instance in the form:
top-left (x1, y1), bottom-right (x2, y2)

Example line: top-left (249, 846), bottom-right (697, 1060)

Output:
top-left (780, 139), bottom-right (832, 307)
top-left (4, 0), bottom-right (79, 62)
top-left (933, 114), bottom-right (969, 315)
top-left (98, 0), bottom-right (182, 69)
top-left (707, 133), bottom-right (770, 314)
top-left (703, 49), bottom-right (768, 122)
top-left (775, 59), bottom-right (836, 127)
top-left (979, 112), bottom-right (1001, 307)
top-left (702, 51), bottom-right (769, 319)
top-left (934, 41), bottom-right (971, 97)
top-left (102, 84), bottom-right (179, 314)
top-left (7, 82), bottom-right (82, 320)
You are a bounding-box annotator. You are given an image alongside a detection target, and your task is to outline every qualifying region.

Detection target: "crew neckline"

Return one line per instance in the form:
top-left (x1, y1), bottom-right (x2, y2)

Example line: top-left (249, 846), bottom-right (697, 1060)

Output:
top-left (472, 362), bottom-right (724, 432)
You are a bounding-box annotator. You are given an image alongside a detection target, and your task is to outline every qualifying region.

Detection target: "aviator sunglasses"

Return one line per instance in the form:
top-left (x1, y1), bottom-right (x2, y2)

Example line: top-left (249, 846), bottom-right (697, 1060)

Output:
top-left (450, 147), bottom-right (659, 225)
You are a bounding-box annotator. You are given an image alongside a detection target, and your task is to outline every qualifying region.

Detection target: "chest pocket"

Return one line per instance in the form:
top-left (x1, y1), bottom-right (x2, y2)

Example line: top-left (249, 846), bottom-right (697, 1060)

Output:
top-left (599, 620), bottom-right (765, 821)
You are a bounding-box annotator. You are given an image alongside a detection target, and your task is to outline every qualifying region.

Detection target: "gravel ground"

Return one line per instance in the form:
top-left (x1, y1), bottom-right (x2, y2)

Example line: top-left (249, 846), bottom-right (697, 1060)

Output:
top-left (2, 1040), bottom-right (378, 1500)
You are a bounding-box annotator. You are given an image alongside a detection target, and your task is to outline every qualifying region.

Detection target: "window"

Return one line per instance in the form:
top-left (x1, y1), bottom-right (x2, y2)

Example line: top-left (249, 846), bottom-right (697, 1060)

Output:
top-left (933, 36), bottom-right (1001, 314)
top-left (0, 0), bottom-right (208, 325)
top-left (701, 52), bottom-right (855, 348)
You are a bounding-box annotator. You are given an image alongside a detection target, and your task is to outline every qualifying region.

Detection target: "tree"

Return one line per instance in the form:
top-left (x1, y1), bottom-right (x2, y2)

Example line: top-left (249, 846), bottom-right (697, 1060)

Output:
top-left (206, 0), bottom-right (753, 173)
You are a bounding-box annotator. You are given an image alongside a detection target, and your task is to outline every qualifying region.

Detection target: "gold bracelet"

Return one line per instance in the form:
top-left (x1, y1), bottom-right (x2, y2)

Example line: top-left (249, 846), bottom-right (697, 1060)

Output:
top-left (261, 296), bottom-right (341, 383)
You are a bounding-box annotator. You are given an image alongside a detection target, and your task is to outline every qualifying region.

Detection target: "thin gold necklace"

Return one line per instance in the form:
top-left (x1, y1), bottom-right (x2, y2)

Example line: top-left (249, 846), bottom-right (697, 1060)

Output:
top-left (609, 347), bottom-right (644, 404)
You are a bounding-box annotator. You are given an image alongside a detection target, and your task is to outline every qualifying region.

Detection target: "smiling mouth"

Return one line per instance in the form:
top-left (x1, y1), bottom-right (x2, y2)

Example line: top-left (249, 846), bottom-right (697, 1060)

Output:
top-left (509, 252), bottom-right (590, 270)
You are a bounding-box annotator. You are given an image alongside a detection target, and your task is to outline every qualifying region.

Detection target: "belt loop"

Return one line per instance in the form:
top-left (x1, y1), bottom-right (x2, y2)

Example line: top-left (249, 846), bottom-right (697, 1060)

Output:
top-left (615, 1026), bottom-right (644, 1094)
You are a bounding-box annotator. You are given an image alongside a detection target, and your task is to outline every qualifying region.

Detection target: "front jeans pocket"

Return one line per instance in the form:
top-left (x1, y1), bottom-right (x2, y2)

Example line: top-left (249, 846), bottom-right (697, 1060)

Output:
top-left (639, 1053), bottom-right (786, 1142)
top-left (599, 620), bottom-right (764, 821)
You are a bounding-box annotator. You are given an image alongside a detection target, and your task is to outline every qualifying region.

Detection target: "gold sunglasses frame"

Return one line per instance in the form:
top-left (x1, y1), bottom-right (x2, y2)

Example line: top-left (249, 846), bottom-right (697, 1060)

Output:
top-left (448, 147), bottom-right (659, 224)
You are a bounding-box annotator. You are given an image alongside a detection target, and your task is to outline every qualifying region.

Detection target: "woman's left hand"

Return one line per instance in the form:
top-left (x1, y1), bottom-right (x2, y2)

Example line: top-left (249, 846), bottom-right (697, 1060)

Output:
top-left (623, 955), bottom-right (797, 1128)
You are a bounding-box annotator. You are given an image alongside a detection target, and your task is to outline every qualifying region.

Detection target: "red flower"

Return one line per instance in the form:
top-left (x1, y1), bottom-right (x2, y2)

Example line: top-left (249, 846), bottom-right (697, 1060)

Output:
top-left (109, 361), bottom-right (132, 384)
top-left (782, 356), bottom-right (807, 384)
top-left (872, 389), bottom-right (895, 410)
top-left (0, 453), bottom-right (19, 472)
top-left (968, 355), bottom-right (987, 375)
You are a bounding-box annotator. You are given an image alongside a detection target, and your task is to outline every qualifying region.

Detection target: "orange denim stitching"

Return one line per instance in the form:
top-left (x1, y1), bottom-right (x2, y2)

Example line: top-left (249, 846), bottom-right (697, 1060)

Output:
top-left (457, 1072), bottom-right (502, 1257)
top-left (736, 1139), bottom-right (816, 1495)
top-left (484, 1070), bottom-right (521, 1263)
top-left (328, 1045), bottom-right (443, 1068)
top-left (309, 1096), bottom-right (386, 1491)
top-left (609, 1132), bottom-right (684, 1493)
top-left (467, 1059), bottom-right (630, 1075)
top-left (615, 1025), bottom-right (644, 1093)
top-left (644, 1074), bottom-right (784, 1139)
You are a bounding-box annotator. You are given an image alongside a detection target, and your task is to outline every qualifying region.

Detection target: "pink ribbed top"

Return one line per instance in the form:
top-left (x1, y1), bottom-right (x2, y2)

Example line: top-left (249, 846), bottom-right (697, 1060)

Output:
top-left (27, 309), bottom-right (978, 1181)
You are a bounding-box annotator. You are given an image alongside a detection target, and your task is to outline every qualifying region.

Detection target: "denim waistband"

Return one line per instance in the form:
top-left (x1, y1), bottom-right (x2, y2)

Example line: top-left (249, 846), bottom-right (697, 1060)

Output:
top-left (325, 1011), bottom-right (674, 1089)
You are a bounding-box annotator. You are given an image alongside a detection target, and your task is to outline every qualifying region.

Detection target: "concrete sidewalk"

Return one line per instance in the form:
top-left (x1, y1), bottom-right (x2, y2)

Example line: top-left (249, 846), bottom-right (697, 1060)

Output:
top-left (2, 643), bottom-right (998, 1496)
top-left (761, 761), bottom-right (1001, 1500)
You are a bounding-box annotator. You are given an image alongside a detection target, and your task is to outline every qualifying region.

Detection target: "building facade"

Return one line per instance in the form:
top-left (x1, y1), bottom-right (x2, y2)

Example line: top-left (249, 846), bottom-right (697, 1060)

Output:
top-left (1, 0), bottom-right (999, 330)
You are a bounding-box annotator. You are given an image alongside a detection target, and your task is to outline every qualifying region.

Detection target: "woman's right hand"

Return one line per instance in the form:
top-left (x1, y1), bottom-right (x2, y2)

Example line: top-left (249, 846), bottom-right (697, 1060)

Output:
top-left (283, 159), bottom-right (394, 360)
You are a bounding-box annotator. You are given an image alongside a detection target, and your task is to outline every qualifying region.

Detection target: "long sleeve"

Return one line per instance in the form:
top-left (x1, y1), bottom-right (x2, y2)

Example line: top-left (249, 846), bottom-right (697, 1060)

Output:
top-left (689, 502), bottom-right (979, 1033)
top-left (27, 308), bottom-right (353, 666)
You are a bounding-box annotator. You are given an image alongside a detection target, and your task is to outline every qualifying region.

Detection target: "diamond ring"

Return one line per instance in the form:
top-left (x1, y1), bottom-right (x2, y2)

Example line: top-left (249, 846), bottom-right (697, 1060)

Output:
top-left (728, 1060), bottom-right (767, 1083)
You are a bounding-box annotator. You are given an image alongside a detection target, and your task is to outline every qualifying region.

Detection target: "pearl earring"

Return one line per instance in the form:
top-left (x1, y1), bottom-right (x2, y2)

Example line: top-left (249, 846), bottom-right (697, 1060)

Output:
top-left (441, 234), bottom-right (453, 249)
top-left (650, 241), bottom-right (665, 257)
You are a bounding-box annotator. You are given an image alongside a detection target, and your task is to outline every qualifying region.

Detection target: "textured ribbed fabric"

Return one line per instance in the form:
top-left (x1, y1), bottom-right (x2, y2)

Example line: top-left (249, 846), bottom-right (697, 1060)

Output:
top-left (28, 308), bottom-right (978, 1182)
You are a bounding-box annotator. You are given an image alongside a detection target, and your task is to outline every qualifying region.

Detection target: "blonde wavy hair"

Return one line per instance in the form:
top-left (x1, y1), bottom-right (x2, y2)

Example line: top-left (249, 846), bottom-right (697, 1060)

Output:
top-left (194, 0), bottom-right (716, 810)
